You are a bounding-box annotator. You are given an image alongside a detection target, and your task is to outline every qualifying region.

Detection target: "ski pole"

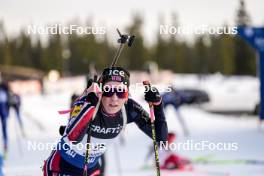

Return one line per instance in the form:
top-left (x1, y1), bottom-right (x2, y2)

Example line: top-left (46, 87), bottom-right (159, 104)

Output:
top-left (111, 29), bottom-right (135, 67)
top-left (83, 75), bottom-right (101, 176)
top-left (143, 81), bottom-right (161, 176)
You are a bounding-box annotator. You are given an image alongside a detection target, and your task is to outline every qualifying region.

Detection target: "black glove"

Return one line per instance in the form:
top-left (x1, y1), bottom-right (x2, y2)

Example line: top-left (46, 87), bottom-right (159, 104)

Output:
top-left (82, 92), bottom-right (99, 106)
top-left (80, 77), bottom-right (99, 106)
top-left (59, 125), bottom-right (66, 136)
top-left (144, 86), bottom-right (161, 105)
top-left (86, 75), bottom-right (98, 88)
top-left (86, 78), bottom-right (94, 89)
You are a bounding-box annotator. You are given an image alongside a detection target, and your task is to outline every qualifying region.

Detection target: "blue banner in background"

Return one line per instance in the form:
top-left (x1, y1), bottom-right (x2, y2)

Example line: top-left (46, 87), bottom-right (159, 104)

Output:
top-left (0, 154), bottom-right (3, 176)
top-left (238, 26), bottom-right (264, 120)
top-left (237, 27), bottom-right (264, 53)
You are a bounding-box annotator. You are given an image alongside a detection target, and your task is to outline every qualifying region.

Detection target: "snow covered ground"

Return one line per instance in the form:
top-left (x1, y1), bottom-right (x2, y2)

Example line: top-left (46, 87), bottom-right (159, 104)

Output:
top-left (1, 74), bottom-right (264, 176)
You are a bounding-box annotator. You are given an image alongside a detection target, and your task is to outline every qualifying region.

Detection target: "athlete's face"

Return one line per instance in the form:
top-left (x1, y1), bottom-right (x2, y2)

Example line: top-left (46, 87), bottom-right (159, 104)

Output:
top-left (101, 81), bottom-right (128, 114)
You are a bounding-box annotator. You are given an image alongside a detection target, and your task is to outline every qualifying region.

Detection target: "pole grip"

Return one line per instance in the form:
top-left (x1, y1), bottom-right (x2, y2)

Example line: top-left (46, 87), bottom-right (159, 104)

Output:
top-left (143, 80), bottom-right (155, 122)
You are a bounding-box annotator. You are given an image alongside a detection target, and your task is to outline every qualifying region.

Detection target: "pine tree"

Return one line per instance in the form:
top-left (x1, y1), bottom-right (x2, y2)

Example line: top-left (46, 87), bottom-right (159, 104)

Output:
top-left (233, 0), bottom-right (256, 75)
top-left (125, 14), bottom-right (147, 70)
top-left (31, 38), bottom-right (43, 70)
top-left (13, 31), bottom-right (33, 67)
top-left (236, 0), bottom-right (251, 26)
top-left (44, 32), bottom-right (63, 72)
top-left (219, 33), bottom-right (235, 75)
top-left (166, 13), bottom-right (186, 73)
top-left (0, 22), bottom-right (12, 66)
top-left (193, 36), bottom-right (209, 74)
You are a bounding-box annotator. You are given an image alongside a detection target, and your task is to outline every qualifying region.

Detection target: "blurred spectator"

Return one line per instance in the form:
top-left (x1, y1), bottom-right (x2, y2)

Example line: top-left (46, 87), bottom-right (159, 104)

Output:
top-left (162, 87), bottom-right (190, 136)
top-left (162, 86), bottom-right (210, 136)
top-left (160, 132), bottom-right (190, 170)
top-left (8, 92), bottom-right (25, 137)
top-left (0, 82), bottom-right (10, 155)
top-left (144, 132), bottom-right (190, 170)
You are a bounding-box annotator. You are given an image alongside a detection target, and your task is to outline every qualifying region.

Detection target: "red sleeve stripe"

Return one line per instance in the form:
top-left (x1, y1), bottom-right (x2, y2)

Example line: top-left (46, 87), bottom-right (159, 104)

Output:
top-left (50, 151), bottom-right (61, 172)
top-left (66, 103), bottom-right (93, 134)
top-left (68, 106), bottom-right (95, 141)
